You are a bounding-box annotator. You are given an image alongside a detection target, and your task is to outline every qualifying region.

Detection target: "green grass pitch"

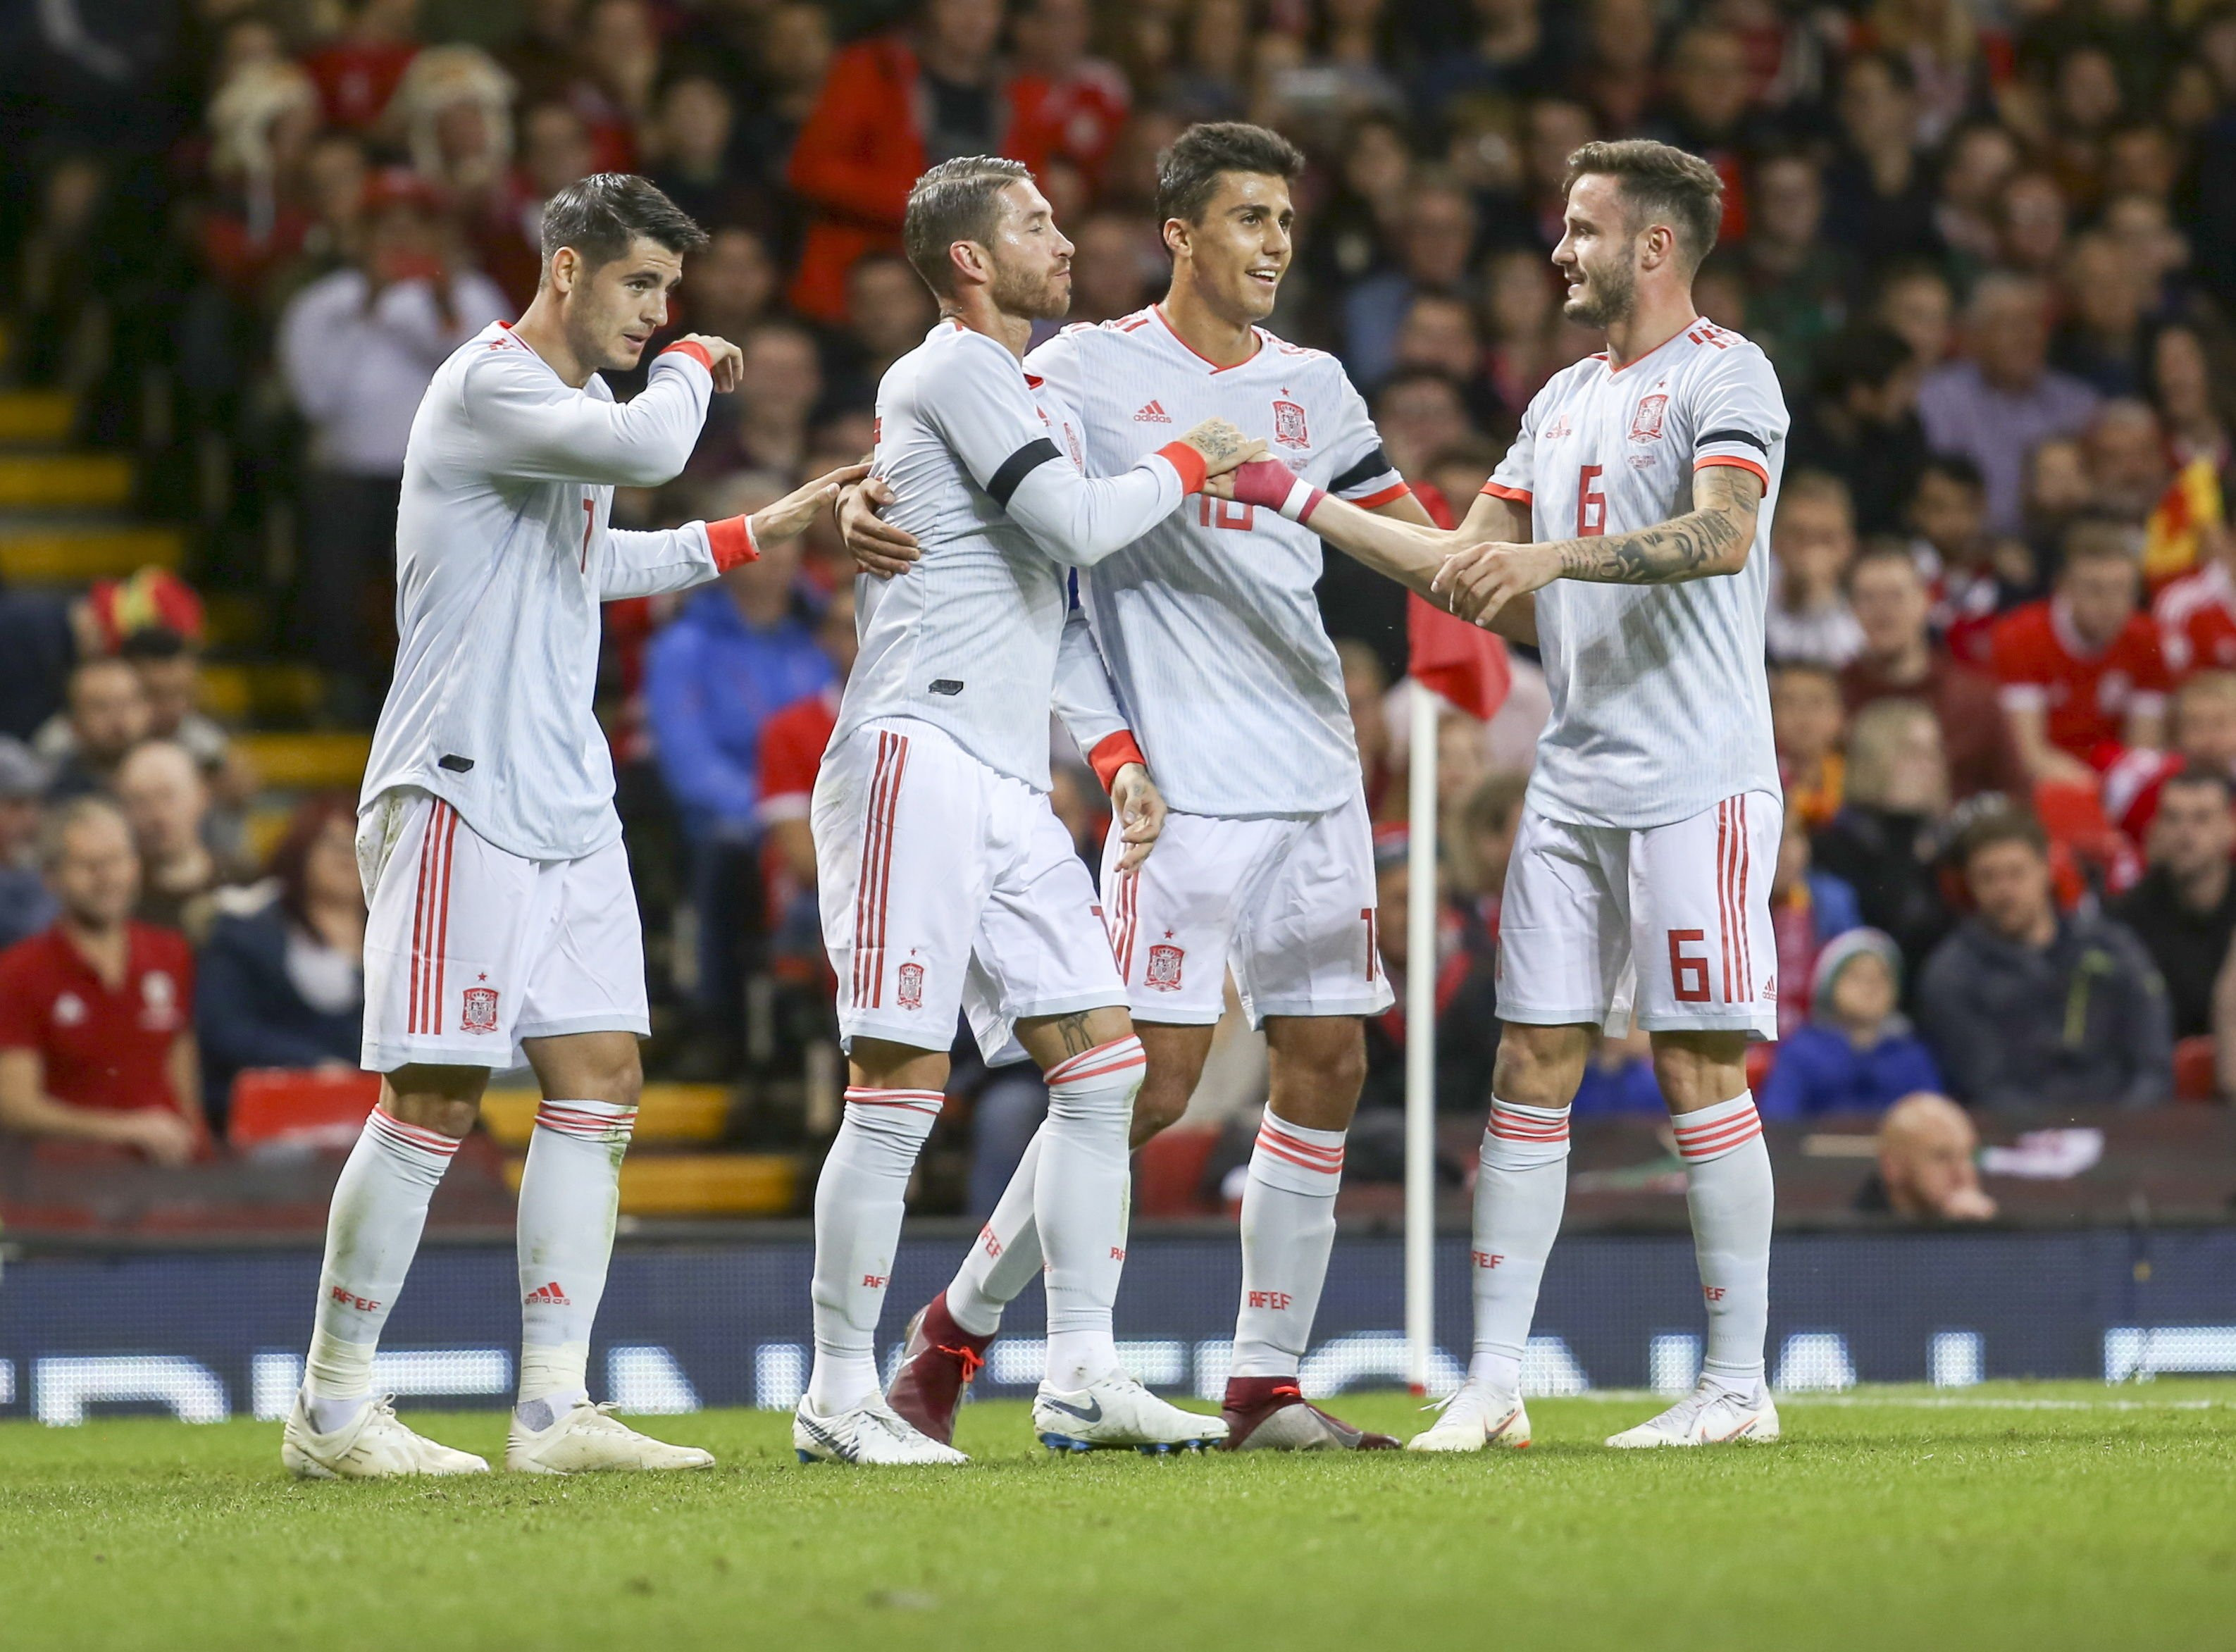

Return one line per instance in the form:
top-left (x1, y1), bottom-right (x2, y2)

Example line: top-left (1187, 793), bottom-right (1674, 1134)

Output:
top-left (4, 1384), bottom-right (2232, 1651)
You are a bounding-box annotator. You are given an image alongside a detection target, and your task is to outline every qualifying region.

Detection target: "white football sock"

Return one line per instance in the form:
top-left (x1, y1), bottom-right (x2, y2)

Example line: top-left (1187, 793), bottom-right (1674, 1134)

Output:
top-left (947, 1126), bottom-right (1045, 1338)
top-left (1036, 1036), bottom-right (1144, 1389)
top-left (1673, 1092), bottom-right (1773, 1397)
top-left (514, 1098), bottom-right (635, 1427)
top-left (1467, 1098), bottom-right (1570, 1395)
top-left (303, 1109), bottom-right (459, 1433)
top-left (807, 1087), bottom-right (942, 1412)
top-left (1229, 1110), bottom-right (1346, 1379)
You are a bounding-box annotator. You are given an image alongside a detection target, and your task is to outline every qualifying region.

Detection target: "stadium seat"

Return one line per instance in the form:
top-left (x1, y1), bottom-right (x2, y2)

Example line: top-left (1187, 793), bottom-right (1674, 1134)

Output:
top-left (498, 1151), bottom-right (798, 1216)
top-left (480, 1084), bottom-right (732, 1147)
top-left (1133, 1124), bottom-right (1220, 1217)
top-left (232, 731), bottom-right (374, 789)
top-left (229, 1068), bottom-right (383, 1150)
top-left (2172, 1036), bottom-right (2219, 1103)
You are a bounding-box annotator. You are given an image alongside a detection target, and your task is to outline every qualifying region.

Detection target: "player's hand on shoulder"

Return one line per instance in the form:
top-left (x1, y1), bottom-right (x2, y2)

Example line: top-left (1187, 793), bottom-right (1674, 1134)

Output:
top-left (752, 462), bottom-right (873, 547)
top-left (671, 333), bottom-right (744, 392)
top-left (837, 474), bottom-right (921, 579)
top-left (1175, 417), bottom-right (1267, 478)
top-left (1434, 540), bottom-right (1561, 628)
top-left (1108, 762), bottom-right (1166, 874)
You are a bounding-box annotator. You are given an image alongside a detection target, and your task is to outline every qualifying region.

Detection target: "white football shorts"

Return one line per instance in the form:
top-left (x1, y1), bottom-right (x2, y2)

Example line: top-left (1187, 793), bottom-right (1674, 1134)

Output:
top-left (1496, 790), bottom-right (1781, 1040)
top-left (357, 787), bottom-right (649, 1072)
top-left (812, 717), bottom-right (1126, 1062)
top-left (1098, 785), bottom-right (1394, 1029)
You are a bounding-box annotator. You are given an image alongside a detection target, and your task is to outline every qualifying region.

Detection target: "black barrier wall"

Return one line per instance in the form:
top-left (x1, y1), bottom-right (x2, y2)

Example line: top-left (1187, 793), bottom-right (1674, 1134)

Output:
top-left (3, 1229), bottom-right (2235, 1424)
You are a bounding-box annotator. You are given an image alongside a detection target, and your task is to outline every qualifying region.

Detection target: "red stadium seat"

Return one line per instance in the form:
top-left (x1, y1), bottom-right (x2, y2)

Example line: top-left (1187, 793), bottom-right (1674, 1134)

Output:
top-left (230, 1068), bottom-right (382, 1149)
top-left (2032, 779), bottom-right (2140, 896)
top-left (2172, 1036), bottom-right (2220, 1104)
top-left (1133, 1124), bottom-right (1220, 1217)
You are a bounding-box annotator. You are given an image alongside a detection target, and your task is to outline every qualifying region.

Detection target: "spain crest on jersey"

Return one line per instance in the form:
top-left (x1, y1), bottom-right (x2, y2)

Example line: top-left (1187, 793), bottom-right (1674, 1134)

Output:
top-left (1145, 943), bottom-right (1185, 991)
top-left (1628, 394), bottom-right (1669, 442)
top-left (897, 961), bottom-right (926, 1010)
top-left (1272, 399), bottom-right (1310, 449)
top-left (461, 986), bottom-right (499, 1033)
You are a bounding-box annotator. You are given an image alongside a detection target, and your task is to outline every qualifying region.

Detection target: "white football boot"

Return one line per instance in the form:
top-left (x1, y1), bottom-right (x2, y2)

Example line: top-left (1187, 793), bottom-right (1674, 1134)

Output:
top-left (506, 1399), bottom-right (715, 1474)
top-left (282, 1393), bottom-right (490, 1479)
top-left (1605, 1379), bottom-right (1780, 1448)
top-left (1404, 1381), bottom-right (1532, 1453)
top-left (1032, 1372), bottom-right (1229, 1453)
top-left (793, 1392), bottom-right (970, 1465)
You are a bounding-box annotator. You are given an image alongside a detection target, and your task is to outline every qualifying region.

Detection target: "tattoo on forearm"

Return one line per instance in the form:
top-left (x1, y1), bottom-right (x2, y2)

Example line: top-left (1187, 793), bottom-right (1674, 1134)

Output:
top-left (1553, 468), bottom-right (1761, 586)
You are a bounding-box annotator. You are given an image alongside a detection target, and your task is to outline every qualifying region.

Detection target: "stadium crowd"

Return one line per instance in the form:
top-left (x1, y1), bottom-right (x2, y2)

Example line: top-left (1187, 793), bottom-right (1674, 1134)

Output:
top-left (6, 0), bottom-right (2236, 1212)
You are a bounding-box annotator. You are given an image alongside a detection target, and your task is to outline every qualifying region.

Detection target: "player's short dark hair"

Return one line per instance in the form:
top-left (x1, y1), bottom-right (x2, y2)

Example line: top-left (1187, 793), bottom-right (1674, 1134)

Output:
top-left (1562, 138), bottom-right (1725, 273)
top-left (539, 173), bottom-right (707, 273)
top-left (903, 156), bottom-right (1034, 298)
top-left (1155, 121), bottom-right (1305, 226)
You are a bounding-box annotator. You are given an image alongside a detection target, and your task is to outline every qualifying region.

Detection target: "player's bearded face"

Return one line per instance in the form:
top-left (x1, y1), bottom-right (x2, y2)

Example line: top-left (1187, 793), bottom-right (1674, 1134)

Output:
top-left (1554, 175), bottom-right (1640, 328)
top-left (986, 184), bottom-right (1074, 321)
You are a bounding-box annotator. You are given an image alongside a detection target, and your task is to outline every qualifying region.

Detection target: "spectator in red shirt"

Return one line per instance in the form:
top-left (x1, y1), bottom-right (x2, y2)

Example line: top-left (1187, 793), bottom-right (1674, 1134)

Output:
top-left (1843, 544), bottom-right (2027, 801)
top-left (785, 0), bottom-right (1021, 321)
top-left (1991, 517), bottom-right (2170, 780)
top-left (301, 0), bottom-right (421, 133)
top-left (0, 797), bottom-right (202, 1165)
top-left (2154, 528), bottom-right (2236, 676)
top-left (1007, 0), bottom-right (1131, 189)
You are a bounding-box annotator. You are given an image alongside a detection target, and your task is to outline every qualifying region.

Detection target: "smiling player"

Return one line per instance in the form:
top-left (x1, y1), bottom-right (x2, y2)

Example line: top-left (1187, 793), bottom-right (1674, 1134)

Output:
top-left (845, 124), bottom-right (1452, 1453)
top-left (1224, 139), bottom-right (1790, 1451)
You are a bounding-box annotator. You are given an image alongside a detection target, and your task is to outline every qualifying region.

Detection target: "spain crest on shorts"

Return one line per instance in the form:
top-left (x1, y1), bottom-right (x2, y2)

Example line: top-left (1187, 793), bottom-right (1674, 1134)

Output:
top-left (1145, 943), bottom-right (1184, 991)
top-left (1272, 399), bottom-right (1310, 449)
top-left (897, 960), bottom-right (926, 1010)
top-left (1628, 394), bottom-right (1669, 442)
top-left (461, 986), bottom-right (499, 1033)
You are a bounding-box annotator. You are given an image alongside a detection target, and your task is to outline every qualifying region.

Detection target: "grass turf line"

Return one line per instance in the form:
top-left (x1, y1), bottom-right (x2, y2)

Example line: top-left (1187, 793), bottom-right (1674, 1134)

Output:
top-left (2, 1382), bottom-right (2232, 1652)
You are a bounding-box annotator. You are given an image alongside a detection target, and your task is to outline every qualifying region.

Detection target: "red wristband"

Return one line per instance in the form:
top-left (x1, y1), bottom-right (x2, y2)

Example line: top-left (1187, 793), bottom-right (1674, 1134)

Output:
top-left (660, 340), bottom-right (714, 371)
top-left (1154, 440), bottom-right (1208, 494)
top-left (707, 514), bottom-right (758, 571)
top-left (1088, 731), bottom-right (1148, 793)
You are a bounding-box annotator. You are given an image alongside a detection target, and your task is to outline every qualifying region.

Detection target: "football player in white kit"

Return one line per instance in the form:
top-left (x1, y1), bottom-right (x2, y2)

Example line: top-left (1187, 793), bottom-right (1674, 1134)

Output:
top-left (794, 156), bottom-right (1265, 1465)
top-left (1226, 139), bottom-right (1790, 1450)
top-left (844, 125), bottom-right (1456, 1452)
top-left (281, 175), bottom-right (862, 1479)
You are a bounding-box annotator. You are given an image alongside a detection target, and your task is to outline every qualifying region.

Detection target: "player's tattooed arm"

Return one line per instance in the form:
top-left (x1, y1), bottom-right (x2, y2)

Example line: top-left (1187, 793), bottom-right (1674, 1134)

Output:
top-left (1433, 464), bottom-right (1763, 627)
top-left (1174, 417), bottom-right (1268, 478)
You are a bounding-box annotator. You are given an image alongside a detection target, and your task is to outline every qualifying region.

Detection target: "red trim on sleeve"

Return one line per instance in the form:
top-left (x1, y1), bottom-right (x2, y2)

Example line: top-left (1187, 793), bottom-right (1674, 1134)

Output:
top-left (706, 514), bottom-right (758, 571)
top-left (1480, 482), bottom-right (1532, 504)
top-left (1088, 731), bottom-right (1148, 793)
top-left (660, 340), bottom-right (714, 371)
top-left (1154, 440), bottom-right (1208, 494)
top-left (1695, 454), bottom-right (1770, 487)
top-left (1349, 481), bottom-right (1411, 509)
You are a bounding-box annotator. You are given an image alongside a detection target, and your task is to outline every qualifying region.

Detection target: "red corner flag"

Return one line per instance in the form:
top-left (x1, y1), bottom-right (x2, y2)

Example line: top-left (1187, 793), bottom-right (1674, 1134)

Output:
top-left (1407, 593), bottom-right (1510, 721)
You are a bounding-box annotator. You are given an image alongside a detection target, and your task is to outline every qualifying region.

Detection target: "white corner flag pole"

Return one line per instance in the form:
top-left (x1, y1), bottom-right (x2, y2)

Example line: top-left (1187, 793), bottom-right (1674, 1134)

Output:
top-left (1404, 682), bottom-right (1439, 1394)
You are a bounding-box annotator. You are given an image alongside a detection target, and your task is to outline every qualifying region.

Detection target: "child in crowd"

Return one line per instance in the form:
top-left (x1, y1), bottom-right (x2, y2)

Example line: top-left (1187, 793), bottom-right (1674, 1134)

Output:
top-left (1759, 929), bottom-right (1943, 1119)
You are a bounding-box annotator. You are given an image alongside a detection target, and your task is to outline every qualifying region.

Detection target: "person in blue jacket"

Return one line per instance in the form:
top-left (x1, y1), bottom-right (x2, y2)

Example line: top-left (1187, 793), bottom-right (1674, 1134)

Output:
top-left (195, 796), bottom-right (364, 1133)
top-left (1759, 926), bottom-right (1943, 1119)
top-left (643, 487), bottom-right (834, 1041)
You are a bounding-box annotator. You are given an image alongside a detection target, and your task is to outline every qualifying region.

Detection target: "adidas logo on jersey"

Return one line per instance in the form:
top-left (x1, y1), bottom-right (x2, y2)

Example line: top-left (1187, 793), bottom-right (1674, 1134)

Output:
top-left (1133, 400), bottom-right (1173, 423)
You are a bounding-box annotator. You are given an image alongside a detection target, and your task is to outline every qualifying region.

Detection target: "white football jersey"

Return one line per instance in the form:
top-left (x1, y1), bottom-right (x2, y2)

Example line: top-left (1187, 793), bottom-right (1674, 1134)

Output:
top-left (362, 325), bottom-right (738, 861)
top-left (836, 320), bottom-right (1201, 791)
top-left (1026, 307), bottom-right (1406, 818)
top-left (1485, 317), bottom-right (1789, 830)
